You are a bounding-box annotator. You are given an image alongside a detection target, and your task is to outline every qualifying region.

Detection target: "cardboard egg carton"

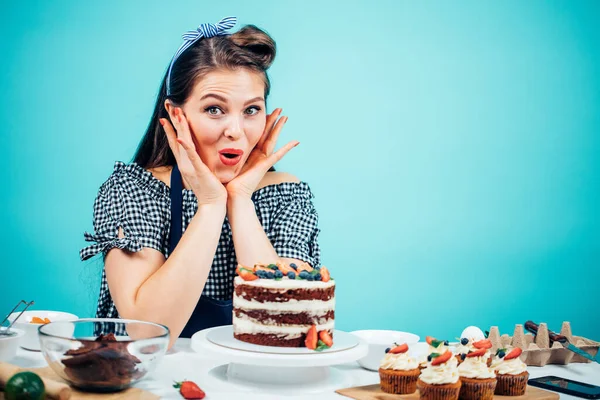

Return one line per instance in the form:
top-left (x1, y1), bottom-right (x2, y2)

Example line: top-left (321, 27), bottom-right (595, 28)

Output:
top-left (487, 322), bottom-right (599, 366)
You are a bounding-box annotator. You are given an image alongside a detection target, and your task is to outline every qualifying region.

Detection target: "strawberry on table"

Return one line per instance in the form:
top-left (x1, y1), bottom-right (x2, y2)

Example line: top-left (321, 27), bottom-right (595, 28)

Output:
top-left (173, 381), bottom-right (205, 399)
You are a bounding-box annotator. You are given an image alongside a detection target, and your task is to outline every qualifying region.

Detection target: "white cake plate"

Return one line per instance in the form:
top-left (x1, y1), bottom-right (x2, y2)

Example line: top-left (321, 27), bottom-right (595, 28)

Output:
top-left (191, 325), bottom-right (368, 394)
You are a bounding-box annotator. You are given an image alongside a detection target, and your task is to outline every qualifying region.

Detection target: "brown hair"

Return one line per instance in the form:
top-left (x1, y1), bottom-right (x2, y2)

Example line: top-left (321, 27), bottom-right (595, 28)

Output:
top-left (133, 25), bottom-right (277, 169)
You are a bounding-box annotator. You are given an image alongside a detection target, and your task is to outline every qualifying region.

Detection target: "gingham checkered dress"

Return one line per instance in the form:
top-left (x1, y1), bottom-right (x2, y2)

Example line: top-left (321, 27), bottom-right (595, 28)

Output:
top-left (80, 161), bottom-right (321, 321)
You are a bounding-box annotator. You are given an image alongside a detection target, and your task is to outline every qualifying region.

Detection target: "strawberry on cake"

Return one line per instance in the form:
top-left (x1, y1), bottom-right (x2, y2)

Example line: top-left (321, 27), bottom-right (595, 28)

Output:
top-left (233, 262), bottom-right (334, 348)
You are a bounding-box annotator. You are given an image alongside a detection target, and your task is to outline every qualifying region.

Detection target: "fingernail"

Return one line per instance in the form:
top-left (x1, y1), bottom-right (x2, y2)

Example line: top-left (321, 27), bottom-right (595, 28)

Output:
top-left (294, 141), bottom-right (300, 147)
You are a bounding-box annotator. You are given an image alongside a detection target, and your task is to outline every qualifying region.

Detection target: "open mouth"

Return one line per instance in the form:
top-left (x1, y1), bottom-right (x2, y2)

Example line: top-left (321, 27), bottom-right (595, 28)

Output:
top-left (219, 148), bottom-right (243, 166)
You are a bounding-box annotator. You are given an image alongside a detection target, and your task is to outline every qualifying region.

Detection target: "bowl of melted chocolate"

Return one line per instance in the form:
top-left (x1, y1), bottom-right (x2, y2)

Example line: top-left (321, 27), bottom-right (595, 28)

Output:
top-left (38, 318), bottom-right (169, 392)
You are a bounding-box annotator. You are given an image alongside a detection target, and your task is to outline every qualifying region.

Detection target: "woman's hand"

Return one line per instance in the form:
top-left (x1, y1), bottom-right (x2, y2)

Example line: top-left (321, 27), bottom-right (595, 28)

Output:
top-left (161, 108), bottom-right (227, 205)
top-left (226, 108), bottom-right (298, 199)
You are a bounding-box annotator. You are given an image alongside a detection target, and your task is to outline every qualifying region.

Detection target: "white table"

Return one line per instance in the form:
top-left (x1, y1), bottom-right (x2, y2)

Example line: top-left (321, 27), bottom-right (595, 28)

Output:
top-left (10, 339), bottom-right (600, 399)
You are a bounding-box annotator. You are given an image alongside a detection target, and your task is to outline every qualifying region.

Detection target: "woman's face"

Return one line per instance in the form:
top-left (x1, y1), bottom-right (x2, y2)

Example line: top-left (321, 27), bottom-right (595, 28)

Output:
top-left (174, 69), bottom-right (267, 183)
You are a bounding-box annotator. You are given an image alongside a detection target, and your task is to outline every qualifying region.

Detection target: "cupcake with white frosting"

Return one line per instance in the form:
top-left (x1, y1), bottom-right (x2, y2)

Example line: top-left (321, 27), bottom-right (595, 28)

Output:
top-left (491, 346), bottom-right (528, 396)
top-left (457, 339), bottom-right (496, 400)
top-left (417, 336), bottom-right (461, 400)
top-left (378, 343), bottom-right (420, 394)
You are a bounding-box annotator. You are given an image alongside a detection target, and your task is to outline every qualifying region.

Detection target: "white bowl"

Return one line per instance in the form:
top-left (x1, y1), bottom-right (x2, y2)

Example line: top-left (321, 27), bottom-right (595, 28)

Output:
top-left (0, 328), bottom-right (25, 361)
top-left (8, 311), bottom-right (78, 351)
top-left (350, 330), bottom-right (420, 371)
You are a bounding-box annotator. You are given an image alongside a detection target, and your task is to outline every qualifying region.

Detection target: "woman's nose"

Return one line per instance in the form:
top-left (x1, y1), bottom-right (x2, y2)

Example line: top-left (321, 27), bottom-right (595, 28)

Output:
top-left (224, 117), bottom-right (244, 140)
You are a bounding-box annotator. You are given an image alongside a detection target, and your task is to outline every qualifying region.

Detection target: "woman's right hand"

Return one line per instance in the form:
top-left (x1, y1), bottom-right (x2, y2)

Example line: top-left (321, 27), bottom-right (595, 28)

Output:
top-left (160, 108), bottom-right (227, 205)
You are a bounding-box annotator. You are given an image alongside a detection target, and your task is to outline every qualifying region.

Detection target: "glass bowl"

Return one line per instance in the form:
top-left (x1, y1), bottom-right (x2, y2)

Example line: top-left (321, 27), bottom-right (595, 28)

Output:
top-left (38, 318), bottom-right (169, 392)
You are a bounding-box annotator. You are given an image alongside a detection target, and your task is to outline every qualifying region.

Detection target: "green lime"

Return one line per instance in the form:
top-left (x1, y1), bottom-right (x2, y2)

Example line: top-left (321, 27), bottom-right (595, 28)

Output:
top-left (4, 371), bottom-right (45, 400)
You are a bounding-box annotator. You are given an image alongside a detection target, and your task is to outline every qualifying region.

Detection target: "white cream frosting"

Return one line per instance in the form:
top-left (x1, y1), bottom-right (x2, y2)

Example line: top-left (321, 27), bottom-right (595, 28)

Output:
top-left (232, 315), bottom-right (335, 339)
top-left (234, 276), bottom-right (335, 290)
top-left (380, 352), bottom-right (419, 371)
top-left (237, 312), bottom-right (333, 327)
top-left (491, 356), bottom-right (527, 375)
top-left (233, 295), bottom-right (335, 313)
top-left (458, 356), bottom-right (496, 379)
top-left (420, 356), bottom-right (460, 385)
top-left (454, 340), bottom-right (472, 356)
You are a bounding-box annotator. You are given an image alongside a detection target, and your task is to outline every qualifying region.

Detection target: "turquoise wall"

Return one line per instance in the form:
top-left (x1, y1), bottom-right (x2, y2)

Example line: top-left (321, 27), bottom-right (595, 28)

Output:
top-left (1, 0), bottom-right (599, 341)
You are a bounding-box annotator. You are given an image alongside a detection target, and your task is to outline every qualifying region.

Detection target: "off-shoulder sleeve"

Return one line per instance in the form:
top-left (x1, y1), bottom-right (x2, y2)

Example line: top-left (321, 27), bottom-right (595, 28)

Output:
top-left (80, 163), bottom-right (167, 260)
top-left (254, 182), bottom-right (321, 268)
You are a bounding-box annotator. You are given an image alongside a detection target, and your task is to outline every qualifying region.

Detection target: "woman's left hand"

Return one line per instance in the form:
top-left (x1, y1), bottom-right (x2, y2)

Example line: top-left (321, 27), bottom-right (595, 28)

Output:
top-left (226, 108), bottom-right (299, 199)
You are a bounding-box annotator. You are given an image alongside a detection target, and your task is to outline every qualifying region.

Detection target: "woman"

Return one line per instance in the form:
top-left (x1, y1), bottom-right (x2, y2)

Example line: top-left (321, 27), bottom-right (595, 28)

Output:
top-left (80, 17), bottom-right (321, 347)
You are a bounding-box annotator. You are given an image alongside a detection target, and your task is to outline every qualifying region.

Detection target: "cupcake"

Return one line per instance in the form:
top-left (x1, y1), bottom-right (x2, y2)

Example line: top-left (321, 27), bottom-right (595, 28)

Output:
top-left (379, 343), bottom-right (421, 394)
top-left (457, 339), bottom-right (496, 400)
top-left (417, 337), bottom-right (461, 400)
top-left (491, 346), bottom-right (529, 396)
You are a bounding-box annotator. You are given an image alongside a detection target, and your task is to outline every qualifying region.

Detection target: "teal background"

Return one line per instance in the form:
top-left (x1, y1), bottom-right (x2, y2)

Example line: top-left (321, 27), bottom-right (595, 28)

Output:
top-left (1, 1), bottom-right (599, 341)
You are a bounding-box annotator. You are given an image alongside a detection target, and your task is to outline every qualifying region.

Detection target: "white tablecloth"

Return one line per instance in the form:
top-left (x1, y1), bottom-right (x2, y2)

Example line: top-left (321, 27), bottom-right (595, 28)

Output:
top-left (10, 339), bottom-right (600, 399)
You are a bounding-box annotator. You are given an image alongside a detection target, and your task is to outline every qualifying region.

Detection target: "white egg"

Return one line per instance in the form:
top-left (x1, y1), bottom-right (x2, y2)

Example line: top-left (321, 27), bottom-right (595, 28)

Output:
top-left (461, 326), bottom-right (485, 341)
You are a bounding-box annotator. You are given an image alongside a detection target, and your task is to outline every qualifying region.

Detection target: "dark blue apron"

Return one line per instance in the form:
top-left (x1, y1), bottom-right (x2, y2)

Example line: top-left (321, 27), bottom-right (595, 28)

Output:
top-left (169, 165), bottom-right (233, 338)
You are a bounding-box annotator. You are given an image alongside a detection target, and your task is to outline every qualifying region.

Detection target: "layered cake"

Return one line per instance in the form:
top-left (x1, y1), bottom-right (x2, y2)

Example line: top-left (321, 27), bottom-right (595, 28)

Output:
top-left (233, 262), bottom-right (335, 348)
